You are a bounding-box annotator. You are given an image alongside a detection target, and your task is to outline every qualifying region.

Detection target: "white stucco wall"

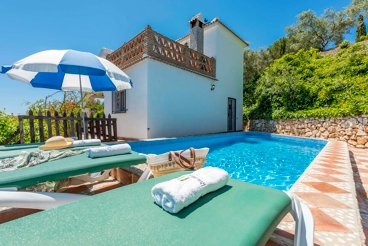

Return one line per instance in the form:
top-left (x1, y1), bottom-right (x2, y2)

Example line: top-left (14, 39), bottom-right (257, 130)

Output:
top-left (146, 59), bottom-right (220, 138)
top-left (180, 23), bottom-right (246, 131)
top-left (104, 60), bottom-right (149, 139)
top-left (213, 24), bottom-right (245, 131)
top-left (104, 20), bottom-right (246, 139)
top-left (179, 22), bottom-right (246, 132)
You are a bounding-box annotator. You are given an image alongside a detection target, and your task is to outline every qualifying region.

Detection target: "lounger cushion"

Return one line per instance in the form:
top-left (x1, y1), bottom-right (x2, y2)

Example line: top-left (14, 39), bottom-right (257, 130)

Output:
top-left (0, 151), bottom-right (146, 189)
top-left (0, 143), bottom-right (43, 152)
top-left (0, 144), bottom-right (102, 160)
top-left (0, 170), bottom-right (291, 246)
top-left (0, 144), bottom-right (44, 159)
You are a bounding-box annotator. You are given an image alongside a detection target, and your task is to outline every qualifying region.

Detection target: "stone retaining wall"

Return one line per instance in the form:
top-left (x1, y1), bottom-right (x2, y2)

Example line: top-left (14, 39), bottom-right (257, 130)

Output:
top-left (245, 116), bottom-right (368, 149)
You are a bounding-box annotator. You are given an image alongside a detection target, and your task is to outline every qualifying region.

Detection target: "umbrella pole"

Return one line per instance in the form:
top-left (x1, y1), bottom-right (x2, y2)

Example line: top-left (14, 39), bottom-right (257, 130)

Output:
top-left (79, 74), bottom-right (87, 139)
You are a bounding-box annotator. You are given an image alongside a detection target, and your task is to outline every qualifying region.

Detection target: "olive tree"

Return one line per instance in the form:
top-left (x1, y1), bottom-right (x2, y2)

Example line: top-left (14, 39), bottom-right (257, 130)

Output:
top-left (345, 0), bottom-right (368, 19)
top-left (286, 9), bottom-right (354, 51)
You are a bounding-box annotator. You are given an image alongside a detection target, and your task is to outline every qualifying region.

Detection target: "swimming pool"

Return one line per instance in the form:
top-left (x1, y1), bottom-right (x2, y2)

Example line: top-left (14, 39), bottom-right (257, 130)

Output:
top-left (129, 132), bottom-right (326, 190)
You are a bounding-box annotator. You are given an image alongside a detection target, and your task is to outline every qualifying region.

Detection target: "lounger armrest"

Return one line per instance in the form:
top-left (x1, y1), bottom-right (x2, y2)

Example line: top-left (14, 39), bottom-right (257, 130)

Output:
top-left (0, 191), bottom-right (88, 210)
top-left (137, 167), bottom-right (152, 182)
top-left (286, 192), bottom-right (314, 246)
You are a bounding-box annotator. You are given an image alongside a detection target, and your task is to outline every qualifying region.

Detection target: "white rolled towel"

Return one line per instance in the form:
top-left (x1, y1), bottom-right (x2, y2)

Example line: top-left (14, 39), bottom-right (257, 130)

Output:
top-left (72, 139), bottom-right (101, 147)
top-left (151, 167), bottom-right (229, 213)
top-left (86, 144), bottom-right (131, 158)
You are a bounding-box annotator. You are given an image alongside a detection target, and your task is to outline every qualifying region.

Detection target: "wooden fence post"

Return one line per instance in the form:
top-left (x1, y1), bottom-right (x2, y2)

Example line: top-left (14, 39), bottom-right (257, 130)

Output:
top-left (29, 110), bottom-right (35, 143)
top-left (19, 116), bottom-right (24, 144)
top-left (77, 112), bottom-right (82, 140)
top-left (90, 113), bottom-right (95, 139)
top-left (70, 112), bottom-right (75, 137)
top-left (113, 118), bottom-right (117, 141)
top-left (46, 111), bottom-right (52, 139)
top-left (63, 112), bottom-right (68, 137)
top-left (38, 110), bottom-right (45, 142)
top-left (96, 114), bottom-right (101, 140)
top-left (84, 112), bottom-right (88, 139)
top-left (102, 113), bottom-right (107, 142)
top-left (107, 114), bottom-right (112, 141)
top-left (55, 111), bottom-right (60, 136)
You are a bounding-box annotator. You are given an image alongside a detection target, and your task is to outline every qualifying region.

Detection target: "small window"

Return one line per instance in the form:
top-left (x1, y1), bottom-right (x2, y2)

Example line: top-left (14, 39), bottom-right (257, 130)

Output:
top-left (112, 90), bottom-right (127, 113)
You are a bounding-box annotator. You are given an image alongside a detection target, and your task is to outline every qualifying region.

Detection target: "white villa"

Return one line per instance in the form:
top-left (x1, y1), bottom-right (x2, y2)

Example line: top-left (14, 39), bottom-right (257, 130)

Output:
top-left (100, 13), bottom-right (248, 139)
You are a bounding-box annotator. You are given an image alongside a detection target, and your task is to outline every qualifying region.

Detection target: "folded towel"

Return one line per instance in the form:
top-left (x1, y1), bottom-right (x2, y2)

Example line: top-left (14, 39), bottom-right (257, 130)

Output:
top-left (86, 144), bottom-right (131, 158)
top-left (151, 167), bottom-right (229, 213)
top-left (72, 139), bottom-right (101, 147)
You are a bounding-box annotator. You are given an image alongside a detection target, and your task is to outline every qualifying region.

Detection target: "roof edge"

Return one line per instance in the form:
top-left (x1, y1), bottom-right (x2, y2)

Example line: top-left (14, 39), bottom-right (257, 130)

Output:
top-left (177, 18), bottom-right (250, 46)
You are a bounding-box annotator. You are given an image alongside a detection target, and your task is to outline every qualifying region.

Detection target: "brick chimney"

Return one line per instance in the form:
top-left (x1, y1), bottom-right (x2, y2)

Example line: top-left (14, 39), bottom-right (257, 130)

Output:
top-left (189, 13), bottom-right (204, 53)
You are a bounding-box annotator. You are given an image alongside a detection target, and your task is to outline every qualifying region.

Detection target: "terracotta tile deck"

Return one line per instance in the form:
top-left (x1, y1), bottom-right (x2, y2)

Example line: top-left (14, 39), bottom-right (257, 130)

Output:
top-left (270, 141), bottom-right (366, 246)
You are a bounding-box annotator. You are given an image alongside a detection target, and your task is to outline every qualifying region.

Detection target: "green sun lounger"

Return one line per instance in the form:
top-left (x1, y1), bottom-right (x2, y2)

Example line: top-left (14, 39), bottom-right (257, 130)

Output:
top-left (0, 150), bottom-right (146, 189)
top-left (0, 171), bottom-right (314, 246)
top-left (0, 143), bottom-right (108, 160)
top-left (0, 143), bottom-right (43, 151)
top-left (0, 143), bottom-right (44, 159)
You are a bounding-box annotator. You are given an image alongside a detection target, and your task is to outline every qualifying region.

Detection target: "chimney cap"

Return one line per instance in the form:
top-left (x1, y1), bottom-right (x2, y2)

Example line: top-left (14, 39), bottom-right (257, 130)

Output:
top-left (98, 47), bottom-right (114, 58)
top-left (189, 12), bottom-right (204, 24)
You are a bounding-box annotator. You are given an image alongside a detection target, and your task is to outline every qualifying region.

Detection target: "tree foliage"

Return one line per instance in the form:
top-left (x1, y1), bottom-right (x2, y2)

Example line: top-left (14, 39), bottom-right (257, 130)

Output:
top-left (243, 1), bottom-right (368, 120)
top-left (243, 48), bottom-right (275, 108)
top-left (244, 42), bottom-right (368, 120)
top-left (356, 14), bottom-right (367, 41)
top-left (345, 0), bottom-right (368, 20)
top-left (286, 9), bottom-right (354, 51)
top-left (26, 91), bottom-right (104, 117)
top-left (0, 110), bottom-right (18, 145)
top-left (267, 37), bottom-right (294, 60)
top-left (243, 39), bottom-right (297, 109)
top-left (243, 49), bottom-right (272, 83)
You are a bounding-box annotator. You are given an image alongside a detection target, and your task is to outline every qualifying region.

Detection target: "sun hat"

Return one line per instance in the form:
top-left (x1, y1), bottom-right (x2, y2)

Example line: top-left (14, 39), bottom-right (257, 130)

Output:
top-left (39, 136), bottom-right (74, 151)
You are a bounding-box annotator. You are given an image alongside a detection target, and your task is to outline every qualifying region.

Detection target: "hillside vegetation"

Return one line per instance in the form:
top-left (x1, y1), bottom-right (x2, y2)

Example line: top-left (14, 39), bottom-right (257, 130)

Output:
top-left (244, 42), bottom-right (368, 120)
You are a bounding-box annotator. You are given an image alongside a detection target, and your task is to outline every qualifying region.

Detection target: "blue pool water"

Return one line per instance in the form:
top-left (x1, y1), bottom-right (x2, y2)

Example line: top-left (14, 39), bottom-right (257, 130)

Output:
top-left (129, 132), bottom-right (327, 190)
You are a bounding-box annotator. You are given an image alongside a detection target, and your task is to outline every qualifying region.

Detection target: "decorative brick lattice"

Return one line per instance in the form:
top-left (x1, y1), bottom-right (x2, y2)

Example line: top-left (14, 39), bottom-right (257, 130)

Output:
top-left (189, 50), bottom-right (214, 74)
top-left (152, 32), bottom-right (186, 64)
top-left (122, 32), bottom-right (146, 66)
top-left (108, 49), bottom-right (122, 68)
top-left (107, 26), bottom-right (216, 79)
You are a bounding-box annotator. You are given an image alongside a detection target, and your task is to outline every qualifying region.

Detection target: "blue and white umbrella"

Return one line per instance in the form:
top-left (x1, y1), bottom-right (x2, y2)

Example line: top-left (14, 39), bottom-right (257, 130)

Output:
top-left (1, 49), bottom-right (133, 139)
top-left (0, 65), bottom-right (11, 74)
top-left (2, 50), bottom-right (132, 91)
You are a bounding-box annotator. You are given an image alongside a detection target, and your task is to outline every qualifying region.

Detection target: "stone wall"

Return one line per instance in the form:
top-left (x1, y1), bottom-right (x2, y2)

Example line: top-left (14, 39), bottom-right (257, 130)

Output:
top-left (245, 116), bottom-right (368, 149)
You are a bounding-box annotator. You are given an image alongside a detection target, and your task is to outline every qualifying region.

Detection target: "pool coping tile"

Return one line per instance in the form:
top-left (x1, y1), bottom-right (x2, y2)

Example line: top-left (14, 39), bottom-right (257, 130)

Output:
top-left (273, 141), bottom-right (365, 246)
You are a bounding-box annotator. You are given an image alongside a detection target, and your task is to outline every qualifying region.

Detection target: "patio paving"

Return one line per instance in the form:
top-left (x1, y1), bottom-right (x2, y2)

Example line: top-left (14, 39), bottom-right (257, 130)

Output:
top-left (349, 146), bottom-right (368, 245)
top-left (269, 141), bottom-right (367, 245)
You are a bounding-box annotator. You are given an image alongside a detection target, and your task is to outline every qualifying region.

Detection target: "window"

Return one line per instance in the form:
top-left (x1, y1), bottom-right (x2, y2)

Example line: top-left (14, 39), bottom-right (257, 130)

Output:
top-left (112, 90), bottom-right (127, 113)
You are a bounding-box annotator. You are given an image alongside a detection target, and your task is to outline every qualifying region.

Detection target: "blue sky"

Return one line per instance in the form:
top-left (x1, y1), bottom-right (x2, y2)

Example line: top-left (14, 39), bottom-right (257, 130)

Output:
top-left (0, 0), bottom-right (354, 114)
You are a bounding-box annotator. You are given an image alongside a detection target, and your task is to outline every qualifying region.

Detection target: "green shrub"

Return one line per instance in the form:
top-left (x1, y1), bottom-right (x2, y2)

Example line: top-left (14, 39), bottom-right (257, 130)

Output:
top-left (358, 35), bottom-right (368, 42)
top-left (0, 109), bottom-right (19, 145)
top-left (244, 42), bottom-right (368, 120)
top-left (339, 40), bottom-right (350, 49)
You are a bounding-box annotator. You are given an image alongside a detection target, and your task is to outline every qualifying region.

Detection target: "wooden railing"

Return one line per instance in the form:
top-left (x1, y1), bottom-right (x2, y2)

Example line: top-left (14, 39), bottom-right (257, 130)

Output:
top-left (107, 26), bottom-right (216, 79)
top-left (16, 110), bottom-right (117, 144)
